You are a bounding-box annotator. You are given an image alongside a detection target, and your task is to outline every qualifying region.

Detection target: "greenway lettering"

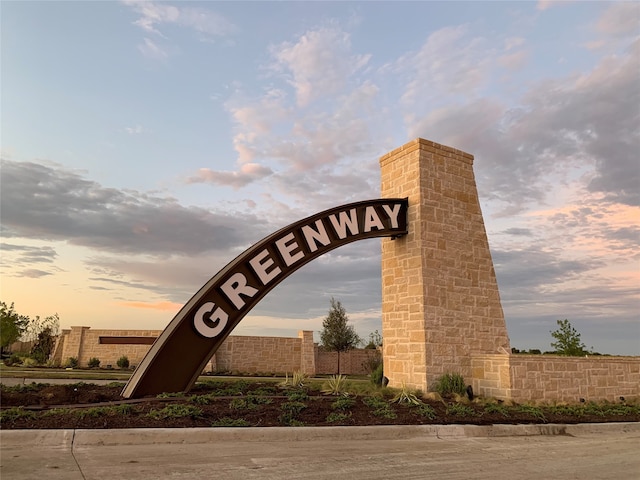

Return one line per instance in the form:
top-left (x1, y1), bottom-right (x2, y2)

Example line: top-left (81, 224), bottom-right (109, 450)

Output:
top-left (193, 201), bottom-right (406, 338)
top-left (122, 199), bottom-right (407, 398)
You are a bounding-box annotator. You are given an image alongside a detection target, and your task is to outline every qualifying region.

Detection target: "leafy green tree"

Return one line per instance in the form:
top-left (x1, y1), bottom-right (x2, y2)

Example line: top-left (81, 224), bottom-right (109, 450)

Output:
top-left (319, 298), bottom-right (361, 374)
top-left (28, 314), bottom-right (60, 364)
top-left (550, 319), bottom-right (591, 356)
top-left (0, 302), bottom-right (30, 354)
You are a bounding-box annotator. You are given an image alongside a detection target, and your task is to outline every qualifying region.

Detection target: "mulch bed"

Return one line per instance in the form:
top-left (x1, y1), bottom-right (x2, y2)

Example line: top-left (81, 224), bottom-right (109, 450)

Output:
top-left (1, 381), bottom-right (638, 429)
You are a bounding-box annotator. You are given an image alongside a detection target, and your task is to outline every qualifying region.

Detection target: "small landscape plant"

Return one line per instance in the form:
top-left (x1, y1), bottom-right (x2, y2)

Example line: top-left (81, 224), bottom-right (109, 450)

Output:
top-left (413, 403), bottom-right (437, 419)
top-left (228, 397), bottom-right (269, 411)
top-left (286, 389), bottom-right (309, 402)
top-left (279, 400), bottom-right (307, 426)
top-left (332, 396), bottom-right (356, 411)
top-left (116, 355), bottom-right (130, 369)
top-left (21, 357), bottom-right (38, 367)
top-left (322, 374), bottom-right (349, 396)
top-left (484, 402), bottom-right (510, 417)
top-left (65, 357), bottom-right (79, 368)
top-left (363, 395), bottom-right (397, 419)
top-left (190, 394), bottom-right (216, 405)
top-left (5, 353), bottom-right (23, 366)
top-left (516, 404), bottom-right (547, 422)
top-left (88, 357), bottom-right (101, 368)
top-left (326, 411), bottom-right (352, 423)
top-left (390, 383), bottom-right (423, 406)
top-left (280, 371), bottom-right (308, 388)
top-left (147, 404), bottom-right (203, 420)
top-left (211, 417), bottom-right (251, 427)
top-left (370, 363), bottom-right (384, 386)
top-left (446, 403), bottom-right (476, 417)
top-left (0, 407), bottom-right (36, 423)
top-left (433, 373), bottom-right (467, 396)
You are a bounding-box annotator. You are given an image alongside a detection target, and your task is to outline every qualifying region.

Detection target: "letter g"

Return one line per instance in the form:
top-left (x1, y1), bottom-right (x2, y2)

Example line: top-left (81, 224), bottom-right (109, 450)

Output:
top-left (193, 302), bottom-right (229, 338)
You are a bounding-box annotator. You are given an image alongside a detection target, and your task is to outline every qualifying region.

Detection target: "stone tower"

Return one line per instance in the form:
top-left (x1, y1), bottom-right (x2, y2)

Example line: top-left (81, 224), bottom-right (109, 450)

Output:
top-left (380, 138), bottom-right (510, 391)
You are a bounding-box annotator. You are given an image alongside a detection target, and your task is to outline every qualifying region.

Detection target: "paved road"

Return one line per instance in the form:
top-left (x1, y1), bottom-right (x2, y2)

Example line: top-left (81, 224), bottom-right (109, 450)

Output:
top-left (2, 424), bottom-right (639, 480)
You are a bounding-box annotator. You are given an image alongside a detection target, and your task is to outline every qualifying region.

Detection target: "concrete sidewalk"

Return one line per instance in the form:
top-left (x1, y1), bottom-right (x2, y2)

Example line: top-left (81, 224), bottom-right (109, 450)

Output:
top-left (2, 423), bottom-right (639, 479)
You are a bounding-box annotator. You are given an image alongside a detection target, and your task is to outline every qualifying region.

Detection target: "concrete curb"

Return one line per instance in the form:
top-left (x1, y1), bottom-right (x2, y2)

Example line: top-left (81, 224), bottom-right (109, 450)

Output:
top-left (2, 423), bottom-right (638, 447)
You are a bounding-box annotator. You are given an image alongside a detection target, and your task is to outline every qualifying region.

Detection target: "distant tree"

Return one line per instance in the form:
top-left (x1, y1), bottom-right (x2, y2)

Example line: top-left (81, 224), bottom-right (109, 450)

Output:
top-left (28, 314), bottom-right (60, 364)
top-left (364, 330), bottom-right (383, 349)
top-left (319, 298), bottom-right (361, 374)
top-left (550, 319), bottom-right (591, 356)
top-left (0, 301), bottom-right (30, 354)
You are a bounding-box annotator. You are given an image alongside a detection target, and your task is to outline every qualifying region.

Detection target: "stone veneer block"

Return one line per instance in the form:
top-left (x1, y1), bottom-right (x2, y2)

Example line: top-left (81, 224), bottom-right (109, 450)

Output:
top-left (380, 138), bottom-right (511, 392)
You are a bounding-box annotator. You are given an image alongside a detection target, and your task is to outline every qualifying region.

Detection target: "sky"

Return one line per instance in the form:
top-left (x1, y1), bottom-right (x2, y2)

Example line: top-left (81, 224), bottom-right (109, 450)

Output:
top-left (1, 1), bottom-right (638, 355)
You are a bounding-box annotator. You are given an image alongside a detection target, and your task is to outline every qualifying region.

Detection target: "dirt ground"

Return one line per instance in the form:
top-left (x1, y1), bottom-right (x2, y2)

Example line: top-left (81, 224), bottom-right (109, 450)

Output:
top-left (1, 380), bottom-right (638, 429)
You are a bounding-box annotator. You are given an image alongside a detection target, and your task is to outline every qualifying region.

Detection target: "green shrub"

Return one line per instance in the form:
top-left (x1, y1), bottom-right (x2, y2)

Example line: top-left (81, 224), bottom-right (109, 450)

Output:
top-left (147, 404), bottom-right (203, 420)
top-left (212, 417), bottom-right (250, 427)
top-left (370, 363), bottom-right (384, 386)
top-left (362, 396), bottom-right (397, 419)
top-left (332, 396), bottom-right (356, 411)
top-left (362, 349), bottom-right (382, 373)
top-left (116, 355), bottom-right (130, 369)
top-left (190, 394), bottom-right (215, 405)
top-left (65, 357), bottom-right (79, 368)
top-left (201, 379), bottom-right (250, 396)
top-left (5, 353), bottom-right (22, 366)
top-left (286, 389), bottom-right (308, 402)
top-left (279, 400), bottom-right (307, 426)
top-left (0, 407), bottom-right (36, 422)
top-left (484, 403), bottom-right (510, 417)
top-left (516, 404), bottom-right (546, 422)
top-left (446, 403), bottom-right (476, 417)
top-left (228, 397), bottom-right (268, 411)
top-left (433, 373), bottom-right (467, 396)
top-left (88, 357), bottom-right (101, 368)
top-left (326, 411), bottom-right (352, 423)
top-left (21, 357), bottom-right (38, 367)
top-left (413, 404), bottom-right (437, 419)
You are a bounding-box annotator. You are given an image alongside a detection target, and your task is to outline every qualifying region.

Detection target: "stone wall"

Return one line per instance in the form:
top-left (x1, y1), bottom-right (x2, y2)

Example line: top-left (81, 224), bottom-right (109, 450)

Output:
top-left (53, 327), bottom-right (163, 368)
top-left (212, 335), bottom-right (304, 374)
top-left (315, 347), bottom-right (381, 376)
top-left (472, 354), bottom-right (640, 402)
top-left (380, 138), bottom-right (511, 392)
top-left (50, 326), bottom-right (370, 376)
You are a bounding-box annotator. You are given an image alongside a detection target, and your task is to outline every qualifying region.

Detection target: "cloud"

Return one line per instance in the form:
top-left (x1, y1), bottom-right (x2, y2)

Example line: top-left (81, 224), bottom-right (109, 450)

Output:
top-left (0, 159), bottom-right (270, 257)
top-left (536, 1), bottom-right (575, 11)
top-left (595, 3), bottom-right (640, 38)
top-left (498, 50), bottom-right (528, 71)
top-left (195, 26), bottom-right (382, 194)
top-left (137, 37), bottom-right (169, 60)
top-left (124, 124), bottom-right (150, 135)
top-left (118, 301), bottom-right (182, 312)
top-left (186, 163), bottom-right (274, 189)
top-left (397, 25), bottom-right (494, 105)
top-left (123, 1), bottom-right (237, 38)
top-left (1, 244), bottom-right (58, 264)
top-left (408, 32), bottom-right (639, 212)
top-left (503, 228), bottom-right (533, 237)
top-left (269, 25), bottom-right (371, 107)
top-left (16, 269), bottom-right (53, 278)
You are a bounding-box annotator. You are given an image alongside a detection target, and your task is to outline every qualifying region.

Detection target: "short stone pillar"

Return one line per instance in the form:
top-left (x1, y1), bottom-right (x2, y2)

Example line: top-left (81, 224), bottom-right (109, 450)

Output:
top-left (298, 330), bottom-right (316, 376)
top-left (380, 138), bottom-right (510, 391)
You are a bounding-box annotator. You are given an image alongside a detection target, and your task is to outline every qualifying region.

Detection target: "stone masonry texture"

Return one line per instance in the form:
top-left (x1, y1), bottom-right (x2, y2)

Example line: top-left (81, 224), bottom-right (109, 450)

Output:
top-left (380, 138), bottom-right (511, 392)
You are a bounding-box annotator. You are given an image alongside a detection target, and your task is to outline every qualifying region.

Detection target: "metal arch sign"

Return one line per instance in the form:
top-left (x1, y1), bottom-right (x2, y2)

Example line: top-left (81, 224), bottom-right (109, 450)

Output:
top-left (122, 198), bottom-right (408, 398)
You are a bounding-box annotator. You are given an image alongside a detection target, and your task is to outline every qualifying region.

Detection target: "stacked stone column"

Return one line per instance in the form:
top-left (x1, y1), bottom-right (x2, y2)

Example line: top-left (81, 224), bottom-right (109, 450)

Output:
top-left (380, 138), bottom-right (510, 391)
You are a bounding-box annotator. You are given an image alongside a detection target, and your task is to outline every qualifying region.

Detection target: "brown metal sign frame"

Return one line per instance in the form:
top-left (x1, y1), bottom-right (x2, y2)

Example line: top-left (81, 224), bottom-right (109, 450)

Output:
top-left (122, 198), bottom-right (408, 398)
